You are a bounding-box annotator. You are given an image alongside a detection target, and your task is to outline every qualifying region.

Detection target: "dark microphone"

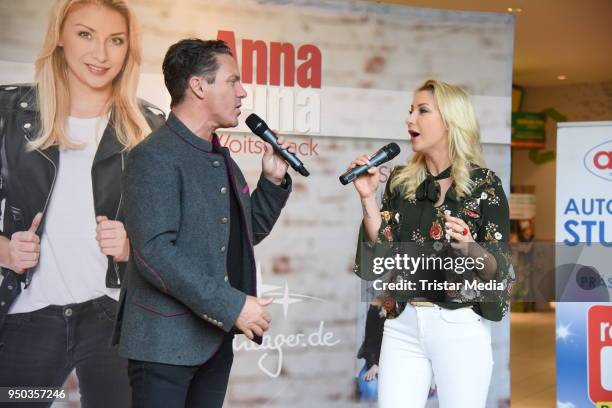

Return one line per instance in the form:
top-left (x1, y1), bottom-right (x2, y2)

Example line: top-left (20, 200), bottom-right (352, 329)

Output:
top-left (339, 143), bottom-right (400, 185)
top-left (245, 114), bottom-right (310, 177)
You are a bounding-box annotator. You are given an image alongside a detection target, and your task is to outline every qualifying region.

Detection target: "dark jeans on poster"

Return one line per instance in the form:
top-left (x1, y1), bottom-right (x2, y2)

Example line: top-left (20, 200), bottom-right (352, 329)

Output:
top-left (128, 333), bottom-right (235, 408)
top-left (0, 295), bottom-right (130, 408)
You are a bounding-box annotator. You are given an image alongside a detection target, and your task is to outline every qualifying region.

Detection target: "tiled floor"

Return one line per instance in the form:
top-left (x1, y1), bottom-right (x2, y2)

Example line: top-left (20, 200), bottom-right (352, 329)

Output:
top-left (510, 311), bottom-right (556, 408)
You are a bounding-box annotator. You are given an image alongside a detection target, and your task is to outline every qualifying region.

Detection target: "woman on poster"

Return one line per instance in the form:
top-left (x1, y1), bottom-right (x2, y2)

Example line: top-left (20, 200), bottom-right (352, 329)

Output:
top-left (0, 1), bottom-right (163, 406)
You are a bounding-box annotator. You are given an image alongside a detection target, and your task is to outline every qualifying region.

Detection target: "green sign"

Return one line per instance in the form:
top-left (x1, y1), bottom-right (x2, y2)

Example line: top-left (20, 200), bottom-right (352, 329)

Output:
top-left (512, 112), bottom-right (546, 148)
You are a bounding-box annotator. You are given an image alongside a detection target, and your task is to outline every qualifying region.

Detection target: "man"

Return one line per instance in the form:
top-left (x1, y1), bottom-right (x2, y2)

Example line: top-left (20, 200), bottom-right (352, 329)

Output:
top-left (113, 39), bottom-right (293, 408)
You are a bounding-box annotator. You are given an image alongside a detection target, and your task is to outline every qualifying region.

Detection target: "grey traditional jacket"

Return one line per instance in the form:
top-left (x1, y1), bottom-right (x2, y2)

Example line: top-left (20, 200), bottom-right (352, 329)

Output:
top-left (112, 112), bottom-right (291, 365)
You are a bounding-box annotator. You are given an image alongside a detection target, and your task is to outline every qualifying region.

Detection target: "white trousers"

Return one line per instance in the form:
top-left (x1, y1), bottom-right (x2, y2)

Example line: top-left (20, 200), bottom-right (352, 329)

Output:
top-left (378, 304), bottom-right (493, 408)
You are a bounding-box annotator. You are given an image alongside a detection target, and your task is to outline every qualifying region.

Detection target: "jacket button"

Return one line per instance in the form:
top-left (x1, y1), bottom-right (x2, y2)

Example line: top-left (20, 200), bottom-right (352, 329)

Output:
top-left (220, 246), bottom-right (226, 252)
top-left (64, 308), bottom-right (73, 317)
top-left (221, 217), bottom-right (228, 224)
top-left (220, 187), bottom-right (227, 194)
top-left (23, 123), bottom-right (31, 129)
top-left (212, 161), bottom-right (221, 168)
top-left (224, 276), bottom-right (229, 282)
top-left (20, 102), bottom-right (28, 108)
top-left (7, 285), bottom-right (13, 291)
top-left (0, 301), bottom-right (5, 307)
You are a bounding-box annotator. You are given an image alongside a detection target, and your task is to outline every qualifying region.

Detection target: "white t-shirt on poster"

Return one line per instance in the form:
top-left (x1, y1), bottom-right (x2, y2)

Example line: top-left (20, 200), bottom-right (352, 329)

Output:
top-left (9, 115), bottom-right (120, 314)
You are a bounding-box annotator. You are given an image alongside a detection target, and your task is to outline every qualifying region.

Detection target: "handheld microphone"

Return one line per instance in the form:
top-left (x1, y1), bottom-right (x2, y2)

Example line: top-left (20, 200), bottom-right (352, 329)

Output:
top-left (245, 114), bottom-right (310, 177)
top-left (339, 143), bottom-right (400, 185)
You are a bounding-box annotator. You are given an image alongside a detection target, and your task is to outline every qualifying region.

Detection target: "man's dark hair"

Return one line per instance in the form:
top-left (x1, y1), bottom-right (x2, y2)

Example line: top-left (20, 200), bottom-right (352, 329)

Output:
top-left (162, 39), bottom-right (233, 107)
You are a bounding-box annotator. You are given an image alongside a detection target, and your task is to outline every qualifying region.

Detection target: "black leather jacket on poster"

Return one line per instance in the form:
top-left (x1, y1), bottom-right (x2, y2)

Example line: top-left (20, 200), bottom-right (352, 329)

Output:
top-left (0, 83), bottom-right (165, 325)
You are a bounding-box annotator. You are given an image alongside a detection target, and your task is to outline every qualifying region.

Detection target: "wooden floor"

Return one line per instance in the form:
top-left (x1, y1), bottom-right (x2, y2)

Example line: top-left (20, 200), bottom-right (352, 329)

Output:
top-left (510, 311), bottom-right (556, 407)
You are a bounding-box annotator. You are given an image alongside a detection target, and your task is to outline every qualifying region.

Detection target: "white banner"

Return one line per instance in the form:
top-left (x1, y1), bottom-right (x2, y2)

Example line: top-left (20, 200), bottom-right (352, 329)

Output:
top-left (555, 121), bottom-right (612, 407)
top-left (0, 1), bottom-right (513, 406)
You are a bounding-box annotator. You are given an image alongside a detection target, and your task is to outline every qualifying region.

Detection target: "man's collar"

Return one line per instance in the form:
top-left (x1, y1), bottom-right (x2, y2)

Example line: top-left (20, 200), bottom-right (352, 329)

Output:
top-left (166, 111), bottom-right (215, 153)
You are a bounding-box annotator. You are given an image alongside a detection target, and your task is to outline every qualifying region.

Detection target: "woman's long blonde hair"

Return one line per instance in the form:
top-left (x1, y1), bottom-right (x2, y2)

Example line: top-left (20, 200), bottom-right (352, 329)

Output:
top-left (31, 0), bottom-right (150, 151)
top-left (391, 79), bottom-right (485, 200)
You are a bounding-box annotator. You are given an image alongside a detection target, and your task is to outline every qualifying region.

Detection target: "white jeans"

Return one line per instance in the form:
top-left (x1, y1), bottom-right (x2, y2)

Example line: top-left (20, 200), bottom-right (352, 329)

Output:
top-left (378, 304), bottom-right (493, 408)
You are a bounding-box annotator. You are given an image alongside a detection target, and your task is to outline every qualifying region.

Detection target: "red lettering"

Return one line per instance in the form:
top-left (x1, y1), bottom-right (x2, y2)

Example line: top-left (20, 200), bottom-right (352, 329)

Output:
top-left (594, 151), bottom-right (612, 170)
top-left (228, 139), bottom-right (242, 153)
top-left (309, 140), bottom-right (319, 156)
top-left (242, 40), bottom-right (267, 85)
top-left (216, 30), bottom-right (237, 60)
top-left (217, 135), bottom-right (321, 156)
top-left (217, 30), bottom-right (322, 89)
top-left (218, 134), bottom-right (230, 146)
top-left (251, 139), bottom-right (264, 154)
top-left (298, 143), bottom-right (309, 156)
top-left (258, 140), bottom-right (266, 154)
top-left (379, 165), bottom-right (391, 184)
top-left (297, 44), bottom-right (322, 88)
top-left (270, 42), bottom-right (295, 87)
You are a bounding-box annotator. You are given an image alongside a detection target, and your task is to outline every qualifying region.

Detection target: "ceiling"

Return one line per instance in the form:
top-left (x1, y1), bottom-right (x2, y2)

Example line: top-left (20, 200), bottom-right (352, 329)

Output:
top-left (377, 0), bottom-right (612, 87)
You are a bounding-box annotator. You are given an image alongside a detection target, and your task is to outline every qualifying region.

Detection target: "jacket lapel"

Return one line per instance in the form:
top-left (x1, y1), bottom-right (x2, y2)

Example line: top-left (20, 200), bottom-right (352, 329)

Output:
top-left (93, 118), bottom-right (123, 166)
top-left (91, 119), bottom-right (123, 219)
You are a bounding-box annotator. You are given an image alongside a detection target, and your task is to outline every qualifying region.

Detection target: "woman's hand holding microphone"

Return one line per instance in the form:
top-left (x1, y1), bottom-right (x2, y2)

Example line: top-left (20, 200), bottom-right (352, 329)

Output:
top-left (349, 154), bottom-right (380, 199)
top-left (348, 155), bottom-right (382, 242)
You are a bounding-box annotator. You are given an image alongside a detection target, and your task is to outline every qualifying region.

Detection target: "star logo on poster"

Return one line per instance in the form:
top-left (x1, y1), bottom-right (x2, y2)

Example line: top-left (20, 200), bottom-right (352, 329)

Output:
top-left (255, 263), bottom-right (325, 318)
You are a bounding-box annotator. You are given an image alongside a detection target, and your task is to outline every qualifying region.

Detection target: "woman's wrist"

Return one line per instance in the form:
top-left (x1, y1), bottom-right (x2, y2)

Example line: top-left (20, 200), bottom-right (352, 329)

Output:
top-left (0, 236), bottom-right (11, 269)
top-left (467, 240), bottom-right (487, 257)
top-left (360, 193), bottom-right (377, 203)
top-left (114, 239), bottom-right (131, 263)
top-left (467, 244), bottom-right (497, 280)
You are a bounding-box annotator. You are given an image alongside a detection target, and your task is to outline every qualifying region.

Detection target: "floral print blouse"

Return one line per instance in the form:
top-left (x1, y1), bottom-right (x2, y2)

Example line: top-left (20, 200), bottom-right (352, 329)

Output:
top-left (354, 165), bottom-right (514, 322)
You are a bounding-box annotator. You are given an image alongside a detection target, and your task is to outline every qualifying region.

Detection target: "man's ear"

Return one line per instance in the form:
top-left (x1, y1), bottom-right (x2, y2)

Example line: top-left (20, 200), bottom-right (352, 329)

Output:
top-left (189, 76), bottom-right (206, 100)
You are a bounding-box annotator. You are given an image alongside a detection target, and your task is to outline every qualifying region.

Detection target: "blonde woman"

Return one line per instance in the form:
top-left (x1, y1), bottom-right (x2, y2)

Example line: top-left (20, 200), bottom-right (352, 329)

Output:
top-left (0, 0), bottom-right (163, 406)
top-left (351, 80), bottom-right (513, 407)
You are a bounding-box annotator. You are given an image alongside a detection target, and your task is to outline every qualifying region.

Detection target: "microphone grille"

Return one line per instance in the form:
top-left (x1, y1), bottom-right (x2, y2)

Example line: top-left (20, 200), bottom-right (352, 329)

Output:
top-left (245, 113), bottom-right (267, 135)
top-left (384, 142), bottom-right (401, 159)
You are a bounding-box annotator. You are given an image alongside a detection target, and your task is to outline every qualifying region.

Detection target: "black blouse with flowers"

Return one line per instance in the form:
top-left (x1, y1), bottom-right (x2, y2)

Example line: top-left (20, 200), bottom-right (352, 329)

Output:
top-left (354, 165), bottom-right (514, 322)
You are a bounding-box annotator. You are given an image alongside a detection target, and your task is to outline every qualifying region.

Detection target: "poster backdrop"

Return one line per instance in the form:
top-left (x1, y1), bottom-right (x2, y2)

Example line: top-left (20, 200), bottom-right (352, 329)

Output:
top-left (0, 1), bottom-right (513, 406)
top-left (556, 122), bottom-right (612, 408)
